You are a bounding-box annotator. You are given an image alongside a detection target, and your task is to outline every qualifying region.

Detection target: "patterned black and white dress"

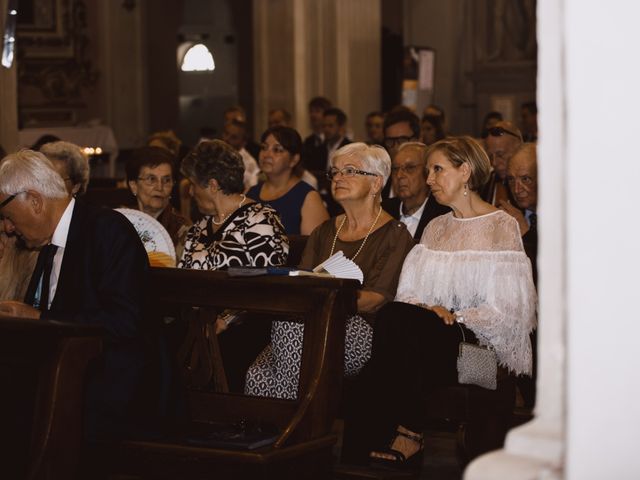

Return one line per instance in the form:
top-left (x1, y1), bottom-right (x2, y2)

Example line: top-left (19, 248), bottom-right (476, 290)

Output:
top-left (244, 218), bottom-right (415, 400)
top-left (178, 202), bottom-right (288, 270)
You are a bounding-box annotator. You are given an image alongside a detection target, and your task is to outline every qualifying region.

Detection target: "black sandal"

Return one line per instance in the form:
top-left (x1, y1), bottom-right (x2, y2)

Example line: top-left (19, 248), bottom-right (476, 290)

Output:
top-left (369, 427), bottom-right (424, 471)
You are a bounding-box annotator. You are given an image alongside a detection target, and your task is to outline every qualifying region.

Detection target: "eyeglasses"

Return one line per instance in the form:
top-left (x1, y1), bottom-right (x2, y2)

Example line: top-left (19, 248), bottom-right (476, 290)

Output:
top-left (137, 175), bottom-right (174, 187)
top-left (484, 127), bottom-right (520, 140)
top-left (391, 163), bottom-right (424, 175)
top-left (326, 167), bottom-right (379, 180)
top-left (0, 191), bottom-right (25, 209)
top-left (384, 136), bottom-right (415, 148)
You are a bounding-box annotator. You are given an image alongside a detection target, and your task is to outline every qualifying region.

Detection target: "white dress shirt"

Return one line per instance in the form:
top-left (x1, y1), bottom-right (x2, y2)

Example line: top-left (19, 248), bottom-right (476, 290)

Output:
top-left (239, 147), bottom-right (260, 190)
top-left (399, 196), bottom-right (428, 238)
top-left (46, 197), bottom-right (75, 309)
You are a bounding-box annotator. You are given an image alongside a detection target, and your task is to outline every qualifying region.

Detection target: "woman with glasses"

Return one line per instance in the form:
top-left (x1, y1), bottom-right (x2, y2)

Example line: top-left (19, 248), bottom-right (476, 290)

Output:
top-left (342, 137), bottom-right (536, 471)
top-left (126, 146), bottom-right (190, 256)
top-left (245, 142), bottom-right (414, 400)
top-left (247, 126), bottom-right (328, 235)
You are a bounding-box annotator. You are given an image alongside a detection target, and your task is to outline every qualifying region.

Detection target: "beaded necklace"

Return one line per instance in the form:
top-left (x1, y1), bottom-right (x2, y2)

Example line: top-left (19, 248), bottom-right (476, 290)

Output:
top-left (211, 194), bottom-right (247, 225)
top-left (329, 206), bottom-right (383, 261)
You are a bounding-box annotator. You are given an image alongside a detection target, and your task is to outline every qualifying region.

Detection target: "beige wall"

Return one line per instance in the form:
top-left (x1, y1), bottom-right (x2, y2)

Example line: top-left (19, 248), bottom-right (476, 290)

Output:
top-left (404, 0), bottom-right (536, 137)
top-left (253, 0), bottom-right (380, 141)
top-left (404, 0), bottom-right (465, 132)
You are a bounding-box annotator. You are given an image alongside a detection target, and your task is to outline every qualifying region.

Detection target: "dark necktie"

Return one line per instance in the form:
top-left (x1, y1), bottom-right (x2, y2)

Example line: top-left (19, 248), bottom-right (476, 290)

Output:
top-left (529, 213), bottom-right (537, 231)
top-left (24, 244), bottom-right (58, 311)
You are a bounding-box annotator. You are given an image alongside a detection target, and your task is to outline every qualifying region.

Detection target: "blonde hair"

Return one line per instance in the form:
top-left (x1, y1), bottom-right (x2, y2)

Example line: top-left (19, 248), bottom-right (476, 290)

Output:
top-left (426, 136), bottom-right (492, 191)
top-left (0, 236), bottom-right (36, 301)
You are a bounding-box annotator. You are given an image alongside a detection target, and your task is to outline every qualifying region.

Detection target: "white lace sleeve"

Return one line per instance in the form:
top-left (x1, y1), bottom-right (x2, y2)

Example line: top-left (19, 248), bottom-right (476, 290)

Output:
top-left (455, 253), bottom-right (537, 376)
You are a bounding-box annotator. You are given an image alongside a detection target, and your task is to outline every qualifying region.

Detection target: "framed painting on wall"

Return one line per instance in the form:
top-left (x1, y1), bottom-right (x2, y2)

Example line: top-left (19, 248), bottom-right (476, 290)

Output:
top-left (16, 0), bottom-right (74, 58)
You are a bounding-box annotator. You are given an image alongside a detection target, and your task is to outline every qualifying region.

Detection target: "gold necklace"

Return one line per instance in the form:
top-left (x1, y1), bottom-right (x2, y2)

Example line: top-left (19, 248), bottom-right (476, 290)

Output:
top-left (211, 194), bottom-right (247, 225)
top-left (329, 206), bottom-right (383, 261)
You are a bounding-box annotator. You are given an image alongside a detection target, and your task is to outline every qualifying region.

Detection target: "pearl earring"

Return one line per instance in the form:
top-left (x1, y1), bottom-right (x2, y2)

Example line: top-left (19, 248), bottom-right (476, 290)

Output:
top-left (463, 183), bottom-right (468, 196)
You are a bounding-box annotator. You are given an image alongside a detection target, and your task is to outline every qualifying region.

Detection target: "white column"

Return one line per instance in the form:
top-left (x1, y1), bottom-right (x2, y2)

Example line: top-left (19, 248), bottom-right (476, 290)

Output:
top-left (466, 0), bottom-right (566, 477)
top-left (468, 1), bottom-right (640, 479)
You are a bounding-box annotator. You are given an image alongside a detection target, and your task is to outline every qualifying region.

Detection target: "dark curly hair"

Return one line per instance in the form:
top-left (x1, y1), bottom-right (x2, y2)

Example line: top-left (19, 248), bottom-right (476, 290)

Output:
top-left (181, 140), bottom-right (244, 194)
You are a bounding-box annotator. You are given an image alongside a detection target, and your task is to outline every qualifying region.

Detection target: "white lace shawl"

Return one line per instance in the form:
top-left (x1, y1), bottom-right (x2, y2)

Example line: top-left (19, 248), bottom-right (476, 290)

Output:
top-left (395, 210), bottom-right (537, 375)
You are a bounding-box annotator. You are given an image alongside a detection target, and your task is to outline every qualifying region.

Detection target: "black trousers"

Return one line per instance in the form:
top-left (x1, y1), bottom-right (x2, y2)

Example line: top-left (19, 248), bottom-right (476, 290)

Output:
top-left (342, 301), bottom-right (475, 463)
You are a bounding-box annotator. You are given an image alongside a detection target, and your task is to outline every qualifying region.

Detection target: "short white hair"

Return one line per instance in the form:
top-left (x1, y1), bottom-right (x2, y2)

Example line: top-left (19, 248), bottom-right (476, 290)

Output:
top-left (330, 142), bottom-right (391, 185)
top-left (0, 149), bottom-right (68, 199)
top-left (40, 141), bottom-right (90, 195)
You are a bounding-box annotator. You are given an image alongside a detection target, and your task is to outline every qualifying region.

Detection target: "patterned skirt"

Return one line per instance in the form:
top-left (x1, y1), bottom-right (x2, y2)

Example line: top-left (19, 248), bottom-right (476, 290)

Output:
top-left (244, 315), bottom-right (372, 400)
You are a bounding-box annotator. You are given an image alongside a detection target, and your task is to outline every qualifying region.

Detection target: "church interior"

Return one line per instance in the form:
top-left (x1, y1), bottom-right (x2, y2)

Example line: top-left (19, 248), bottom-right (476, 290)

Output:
top-left (0, 1), bottom-right (639, 479)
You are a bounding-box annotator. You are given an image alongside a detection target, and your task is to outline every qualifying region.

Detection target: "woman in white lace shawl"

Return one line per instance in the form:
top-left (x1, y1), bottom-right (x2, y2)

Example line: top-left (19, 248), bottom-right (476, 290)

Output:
top-left (341, 136), bottom-right (537, 469)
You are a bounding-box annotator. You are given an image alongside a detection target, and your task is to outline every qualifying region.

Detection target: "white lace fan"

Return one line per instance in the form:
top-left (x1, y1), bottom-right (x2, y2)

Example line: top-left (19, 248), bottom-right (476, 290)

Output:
top-left (115, 208), bottom-right (176, 267)
top-left (313, 251), bottom-right (363, 284)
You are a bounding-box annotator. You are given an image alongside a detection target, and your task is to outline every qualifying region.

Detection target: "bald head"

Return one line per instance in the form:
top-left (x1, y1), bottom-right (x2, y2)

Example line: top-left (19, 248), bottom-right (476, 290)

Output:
top-left (506, 143), bottom-right (537, 211)
top-left (485, 120), bottom-right (523, 180)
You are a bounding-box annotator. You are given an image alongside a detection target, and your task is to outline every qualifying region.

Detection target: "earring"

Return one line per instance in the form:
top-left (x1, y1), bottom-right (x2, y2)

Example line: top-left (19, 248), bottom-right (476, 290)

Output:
top-left (463, 183), bottom-right (468, 196)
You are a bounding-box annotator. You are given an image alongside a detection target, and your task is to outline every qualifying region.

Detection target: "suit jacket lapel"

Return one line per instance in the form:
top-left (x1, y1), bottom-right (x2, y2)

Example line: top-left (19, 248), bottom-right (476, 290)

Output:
top-left (49, 200), bottom-right (83, 312)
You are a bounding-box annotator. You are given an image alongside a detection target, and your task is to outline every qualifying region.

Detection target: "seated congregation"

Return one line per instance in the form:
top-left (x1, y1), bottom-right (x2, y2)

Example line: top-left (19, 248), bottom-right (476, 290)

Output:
top-left (0, 101), bottom-right (538, 479)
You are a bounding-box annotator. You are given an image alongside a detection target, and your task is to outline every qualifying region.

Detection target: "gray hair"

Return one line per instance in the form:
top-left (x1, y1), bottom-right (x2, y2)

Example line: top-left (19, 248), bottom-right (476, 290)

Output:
top-left (397, 141), bottom-right (429, 161)
top-left (40, 141), bottom-right (90, 195)
top-left (0, 149), bottom-right (68, 199)
top-left (181, 140), bottom-right (245, 194)
top-left (330, 142), bottom-right (391, 185)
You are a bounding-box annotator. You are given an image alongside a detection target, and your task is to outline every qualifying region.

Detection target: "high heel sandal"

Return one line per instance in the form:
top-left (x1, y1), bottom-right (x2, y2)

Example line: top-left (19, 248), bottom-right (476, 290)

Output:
top-left (369, 427), bottom-right (424, 471)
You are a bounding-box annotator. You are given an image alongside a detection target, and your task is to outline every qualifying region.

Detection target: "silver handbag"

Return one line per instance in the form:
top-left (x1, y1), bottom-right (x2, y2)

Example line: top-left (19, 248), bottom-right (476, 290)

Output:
top-left (456, 323), bottom-right (498, 390)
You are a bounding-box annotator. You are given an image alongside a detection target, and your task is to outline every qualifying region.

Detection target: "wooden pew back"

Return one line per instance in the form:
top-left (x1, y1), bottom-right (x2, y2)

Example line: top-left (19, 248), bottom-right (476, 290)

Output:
top-left (146, 267), bottom-right (358, 446)
top-left (0, 317), bottom-right (102, 480)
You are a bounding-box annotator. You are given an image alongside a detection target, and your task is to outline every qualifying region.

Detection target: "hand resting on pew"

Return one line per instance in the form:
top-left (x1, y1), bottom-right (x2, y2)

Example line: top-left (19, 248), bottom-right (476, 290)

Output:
top-left (0, 300), bottom-right (41, 319)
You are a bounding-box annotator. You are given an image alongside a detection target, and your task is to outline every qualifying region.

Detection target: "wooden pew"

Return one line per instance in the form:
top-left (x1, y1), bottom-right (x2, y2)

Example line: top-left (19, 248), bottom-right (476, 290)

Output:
top-left (103, 268), bottom-right (358, 480)
top-left (0, 317), bottom-right (102, 480)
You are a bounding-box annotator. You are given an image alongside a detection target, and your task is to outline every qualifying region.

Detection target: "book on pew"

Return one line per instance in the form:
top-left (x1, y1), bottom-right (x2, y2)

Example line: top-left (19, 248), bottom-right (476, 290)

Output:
top-left (226, 251), bottom-right (363, 283)
top-left (184, 421), bottom-right (280, 450)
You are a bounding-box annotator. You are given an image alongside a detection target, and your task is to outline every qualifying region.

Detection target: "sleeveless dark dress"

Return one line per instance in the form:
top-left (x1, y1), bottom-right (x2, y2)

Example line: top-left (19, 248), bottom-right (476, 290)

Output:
top-left (247, 181), bottom-right (314, 235)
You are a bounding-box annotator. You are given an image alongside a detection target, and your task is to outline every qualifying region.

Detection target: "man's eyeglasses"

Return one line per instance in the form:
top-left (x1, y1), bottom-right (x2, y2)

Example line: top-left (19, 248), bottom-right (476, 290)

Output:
top-left (391, 163), bottom-right (424, 175)
top-left (384, 136), bottom-right (414, 148)
top-left (0, 191), bottom-right (24, 209)
top-left (326, 167), bottom-right (378, 180)
top-left (483, 127), bottom-right (520, 140)
top-left (137, 175), bottom-right (174, 187)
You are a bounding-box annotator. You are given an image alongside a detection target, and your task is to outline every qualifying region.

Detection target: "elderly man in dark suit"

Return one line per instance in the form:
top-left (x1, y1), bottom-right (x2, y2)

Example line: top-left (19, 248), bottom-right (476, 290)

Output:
top-left (0, 149), bottom-right (152, 441)
top-left (499, 142), bottom-right (538, 283)
top-left (382, 142), bottom-right (450, 242)
top-left (500, 142), bottom-right (538, 408)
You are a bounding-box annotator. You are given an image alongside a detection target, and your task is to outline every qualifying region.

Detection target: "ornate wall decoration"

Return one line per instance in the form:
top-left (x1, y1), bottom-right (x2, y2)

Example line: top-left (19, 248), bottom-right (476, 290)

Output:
top-left (16, 0), bottom-right (99, 126)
